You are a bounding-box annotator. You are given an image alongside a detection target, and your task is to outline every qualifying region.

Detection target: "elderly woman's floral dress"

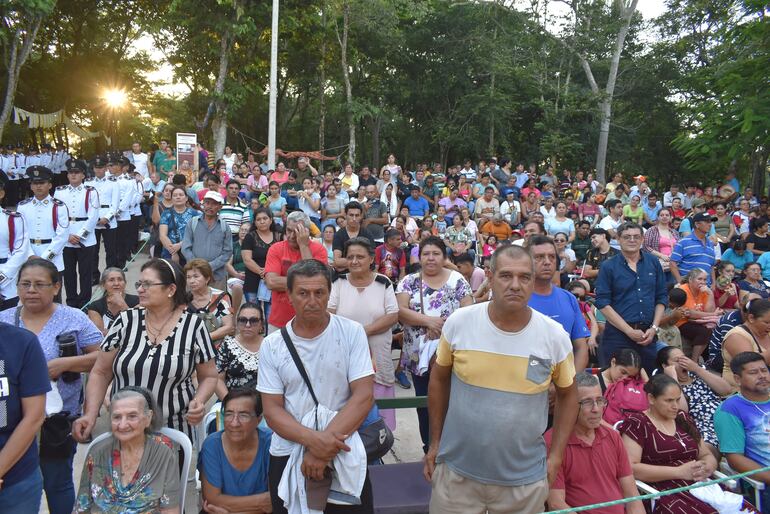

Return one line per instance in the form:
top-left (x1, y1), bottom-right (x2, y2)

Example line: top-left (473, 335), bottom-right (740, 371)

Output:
top-left (76, 433), bottom-right (181, 513)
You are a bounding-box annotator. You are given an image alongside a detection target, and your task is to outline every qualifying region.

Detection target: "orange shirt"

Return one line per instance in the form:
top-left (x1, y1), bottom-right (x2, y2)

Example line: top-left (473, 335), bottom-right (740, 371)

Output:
top-left (675, 283), bottom-right (710, 327)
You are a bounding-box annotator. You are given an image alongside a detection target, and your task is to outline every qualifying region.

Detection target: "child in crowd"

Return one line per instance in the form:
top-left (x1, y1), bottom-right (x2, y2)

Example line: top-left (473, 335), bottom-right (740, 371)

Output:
top-left (567, 281), bottom-right (599, 360)
top-left (375, 229), bottom-right (407, 284)
top-left (482, 235), bottom-right (498, 263)
top-left (433, 205), bottom-right (449, 239)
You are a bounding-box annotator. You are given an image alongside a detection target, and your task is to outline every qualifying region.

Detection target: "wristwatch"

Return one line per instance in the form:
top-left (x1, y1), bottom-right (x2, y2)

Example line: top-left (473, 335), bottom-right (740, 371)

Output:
top-left (651, 324), bottom-right (659, 331)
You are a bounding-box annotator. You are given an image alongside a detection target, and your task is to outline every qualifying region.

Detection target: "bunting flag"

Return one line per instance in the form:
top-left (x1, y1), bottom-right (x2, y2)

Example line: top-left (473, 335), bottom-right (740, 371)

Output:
top-left (255, 146), bottom-right (338, 161)
top-left (13, 106), bottom-right (110, 144)
top-left (13, 107), bottom-right (64, 128)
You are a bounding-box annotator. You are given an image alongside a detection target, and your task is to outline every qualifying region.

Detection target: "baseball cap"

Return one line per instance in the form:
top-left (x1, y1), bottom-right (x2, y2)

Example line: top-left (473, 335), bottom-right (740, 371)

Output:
top-left (203, 191), bottom-right (224, 204)
top-left (692, 212), bottom-right (717, 223)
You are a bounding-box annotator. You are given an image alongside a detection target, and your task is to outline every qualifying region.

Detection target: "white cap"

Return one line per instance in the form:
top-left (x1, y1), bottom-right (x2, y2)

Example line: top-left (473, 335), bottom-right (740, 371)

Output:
top-left (203, 191), bottom-right (224, 204)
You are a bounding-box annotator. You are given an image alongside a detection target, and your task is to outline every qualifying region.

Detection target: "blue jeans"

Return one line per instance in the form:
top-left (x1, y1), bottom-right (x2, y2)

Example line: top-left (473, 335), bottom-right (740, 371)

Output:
top-left (0, 468), bottom-right (43, 514)
top-left (600, 324), bottom-right (659, 375)
top-left (40, 444), bottom-right (76, 514)
top-left (411, 371), bottom-right (430, 454)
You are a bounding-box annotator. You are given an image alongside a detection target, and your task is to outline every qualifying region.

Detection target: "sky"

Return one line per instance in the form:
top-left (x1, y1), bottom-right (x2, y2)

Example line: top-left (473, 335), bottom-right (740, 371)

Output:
top-left (136, 0), bottom-right (668, 98)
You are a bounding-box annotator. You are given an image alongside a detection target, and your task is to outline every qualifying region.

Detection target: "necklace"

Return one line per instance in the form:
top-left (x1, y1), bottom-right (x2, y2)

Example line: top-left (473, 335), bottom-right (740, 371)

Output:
top-left (647, 410), bottom-right (687, 449)
top-left (145, 307), bottom-right (178, 348)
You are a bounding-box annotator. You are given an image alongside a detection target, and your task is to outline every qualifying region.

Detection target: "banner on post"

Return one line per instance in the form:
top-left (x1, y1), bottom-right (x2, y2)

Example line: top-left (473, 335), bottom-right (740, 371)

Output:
top-left (176, 133), bottom-right (198, 171)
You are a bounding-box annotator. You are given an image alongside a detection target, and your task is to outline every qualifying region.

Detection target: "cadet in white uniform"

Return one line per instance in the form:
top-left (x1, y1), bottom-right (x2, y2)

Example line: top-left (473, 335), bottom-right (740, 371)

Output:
top-left (86, 155), bottom-right (120, 283)
top-left (17, 165), bottom-right (70, 302)
top-left (0, 174), bottom-right (31, 309)
top-left (110, 155), bottom-right (135, 268)
top-left (55, 159), bottom-right (99, 308)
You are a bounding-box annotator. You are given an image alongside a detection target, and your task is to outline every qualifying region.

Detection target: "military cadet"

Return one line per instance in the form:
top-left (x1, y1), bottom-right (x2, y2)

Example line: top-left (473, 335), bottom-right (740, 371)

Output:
top-left (55, 159), bottom-right (99, 308)
top-left (17, 166), bottom-right (70, 302)
top-left (39, 143), bottom-right (53, 168)
top-left (111, 155), bottom-right (135, 268)
top-left (126, 162), bottom-right (144, 258)
top-left (0, 174), bottom-right (31, 309)
top-left (86, 154), bottom-right (120, 284)
top-left (4, 144), bottom-right (24, 207)
top-left (20, 145), bottom-right (39, 200)
top-left (52, 143), bottom-right (69, 186)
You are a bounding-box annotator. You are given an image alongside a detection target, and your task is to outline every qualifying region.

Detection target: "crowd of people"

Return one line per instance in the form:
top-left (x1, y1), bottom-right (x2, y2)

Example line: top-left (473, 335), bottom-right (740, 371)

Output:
top-left (2, 139), bottom-right (770, 513)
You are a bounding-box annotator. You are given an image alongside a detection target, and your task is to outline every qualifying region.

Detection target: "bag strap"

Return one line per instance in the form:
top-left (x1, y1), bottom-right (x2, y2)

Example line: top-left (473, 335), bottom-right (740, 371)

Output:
top-left (205, 291), bottom-right (228, 313)
top-left (13, 305), bottom-right (21, 327)
top-left (280, 327), bottom-right (319, 408)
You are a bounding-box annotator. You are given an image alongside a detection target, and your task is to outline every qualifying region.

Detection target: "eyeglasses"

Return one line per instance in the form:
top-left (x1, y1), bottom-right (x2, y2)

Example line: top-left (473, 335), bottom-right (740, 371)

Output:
top-left (18, 282), bottom-right (55, 291)
top-left (578, 398), bottom-right (608, 409)
top-left (237, 316), bottom-right (263, 326)
top-left (224, 411), bottom-right (257, 423)
top-left (620, 234), bottom-right (642, 241)
top-left (135, 281), bottom-right (167, 290)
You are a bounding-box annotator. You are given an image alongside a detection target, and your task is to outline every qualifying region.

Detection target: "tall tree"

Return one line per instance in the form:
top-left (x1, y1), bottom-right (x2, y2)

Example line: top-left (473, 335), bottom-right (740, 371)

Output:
top-left (0, 0), bottom-right (56, 142)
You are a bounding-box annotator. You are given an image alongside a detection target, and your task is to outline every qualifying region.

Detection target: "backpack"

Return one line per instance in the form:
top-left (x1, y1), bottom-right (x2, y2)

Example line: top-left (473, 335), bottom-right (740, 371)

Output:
top-left (603, 375), bottom-right (648, 426)
top-left (188, 215), bottom-right (230, 238)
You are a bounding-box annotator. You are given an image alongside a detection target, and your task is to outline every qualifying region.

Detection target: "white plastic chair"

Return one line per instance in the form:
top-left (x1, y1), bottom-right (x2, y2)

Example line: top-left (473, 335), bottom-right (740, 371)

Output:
top-left (721, 460), bottom-right (764, 510)
top-left (87, 427), bottom-right (192, 510)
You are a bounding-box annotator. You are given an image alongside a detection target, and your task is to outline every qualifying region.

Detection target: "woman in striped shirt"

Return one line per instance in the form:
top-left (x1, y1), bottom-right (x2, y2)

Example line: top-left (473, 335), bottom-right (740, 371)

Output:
top-left (73, 258), bottom-right (220, 445)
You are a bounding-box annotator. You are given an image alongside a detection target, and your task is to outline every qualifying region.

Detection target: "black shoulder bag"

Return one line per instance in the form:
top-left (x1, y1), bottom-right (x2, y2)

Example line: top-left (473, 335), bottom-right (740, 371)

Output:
top-left (15, 307), bottom-right (76, 459)
top-left (280, 327), bottom-right (394, 461)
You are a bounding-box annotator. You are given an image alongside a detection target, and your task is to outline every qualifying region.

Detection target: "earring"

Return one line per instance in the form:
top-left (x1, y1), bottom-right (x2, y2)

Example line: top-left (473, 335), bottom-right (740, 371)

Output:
top-left (168, 294), bottom-right (172, 298)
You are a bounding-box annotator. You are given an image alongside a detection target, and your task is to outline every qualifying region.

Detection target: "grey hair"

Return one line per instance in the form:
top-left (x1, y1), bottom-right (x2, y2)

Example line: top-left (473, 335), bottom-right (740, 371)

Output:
top-left (110, 386), bottom-right (162, 433)
top-left (287, 259), bottom-right (331, 292)
top-left (99, 267), bottom-right (126, 286)
top-left (489, 244), bottom-right (534, 274)
top-left (575, 372), bottom-right (600, 389)
top-left (286, 210), bottom-right (312, 229)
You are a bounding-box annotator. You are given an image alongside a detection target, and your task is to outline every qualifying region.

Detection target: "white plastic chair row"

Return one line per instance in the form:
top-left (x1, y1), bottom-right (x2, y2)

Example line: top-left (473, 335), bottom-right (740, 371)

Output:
top-left (87, 427), bottom-right (192, 510)
top-left (721, 460), bottom-right (764, 511)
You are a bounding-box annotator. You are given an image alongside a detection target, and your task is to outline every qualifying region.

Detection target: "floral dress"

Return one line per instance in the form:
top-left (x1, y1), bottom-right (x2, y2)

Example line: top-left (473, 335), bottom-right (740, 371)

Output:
top-left (76, 433), bottom-right (180, 513)
top-left (680, 372), bottom-right (723, 448)
top-left (395, 270), bottom-right (471, 376)
top-left (215, 335), bottom-right (260, 390)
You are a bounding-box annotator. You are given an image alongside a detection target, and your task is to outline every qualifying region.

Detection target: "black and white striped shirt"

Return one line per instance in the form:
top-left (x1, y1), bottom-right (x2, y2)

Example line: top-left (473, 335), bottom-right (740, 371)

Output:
top-left (102, 308), bottom-right (216, 443)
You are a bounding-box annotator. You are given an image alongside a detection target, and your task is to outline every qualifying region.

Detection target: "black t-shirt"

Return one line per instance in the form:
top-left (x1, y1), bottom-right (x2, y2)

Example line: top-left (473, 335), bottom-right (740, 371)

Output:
top-left (332, 227), bottom-right (376, 272)
top-left (87, 294), bottom-right (140, 330)
top-left (359, 175), bottom-right (378, 187)
top-left (747, 233), bottom-right (770, 254)
top-left (241, 231), bottom-right (277, 292)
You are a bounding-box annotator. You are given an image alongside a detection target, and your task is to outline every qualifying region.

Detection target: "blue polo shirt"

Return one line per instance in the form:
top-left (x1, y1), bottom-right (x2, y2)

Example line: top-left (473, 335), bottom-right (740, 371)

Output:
top-left (670, 233), bottom-right (717, 285)
top-left (594, 251), bottom-right (668, 324)
top-left (0, 323), bottom-right (51, 486)
top-left (403, 195), bottom-right (430, 217)
top-left (529, 287), bottom-right (591, 341)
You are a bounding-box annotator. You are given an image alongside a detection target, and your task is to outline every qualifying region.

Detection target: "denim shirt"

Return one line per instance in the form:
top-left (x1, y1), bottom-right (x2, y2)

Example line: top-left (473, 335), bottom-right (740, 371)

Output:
top-left (594, 251), bottom-right (668, 324)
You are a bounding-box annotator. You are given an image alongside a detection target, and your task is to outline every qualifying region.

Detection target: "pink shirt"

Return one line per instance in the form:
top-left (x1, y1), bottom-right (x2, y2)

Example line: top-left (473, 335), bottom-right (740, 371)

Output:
top-left (658, 232), bottom-right (675, 256)
top-left (247, 174), bottom-right (269, 191)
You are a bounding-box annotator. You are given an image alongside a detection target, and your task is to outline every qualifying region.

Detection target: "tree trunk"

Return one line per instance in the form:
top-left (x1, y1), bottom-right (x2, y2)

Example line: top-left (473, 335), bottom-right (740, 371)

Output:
top-left (336, 1), bottom-right (355, 165)
top-left (212, 28), bottom-right (232, 160)
top-left (592, 0), bottom-right (638, 183)
top-left (0, 13), bottom-right (45, 142)
top-left (488, 71), bottom-right (495, 156)
top-left (318, 7), bottom-right (327, 174)
top-left (751, 146), bottom-right (768, 197)
top-left (371, 114), bottom-right (382, 171)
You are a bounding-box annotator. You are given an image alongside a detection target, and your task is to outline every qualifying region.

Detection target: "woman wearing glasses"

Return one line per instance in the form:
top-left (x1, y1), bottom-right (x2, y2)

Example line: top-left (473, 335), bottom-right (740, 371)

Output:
top-left (73, 258), bottom-right (220, 513)
top-left (0, 259), bottom-right (102, 514)
top-left (199, 388), bottom-right (271, 513)
top-left (215, 303), bottom-right (264, 399)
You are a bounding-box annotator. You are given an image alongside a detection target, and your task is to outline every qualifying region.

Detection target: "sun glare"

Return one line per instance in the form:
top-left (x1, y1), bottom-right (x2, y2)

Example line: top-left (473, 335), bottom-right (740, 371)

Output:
top-left (103, 89), bottom-right (128, 109)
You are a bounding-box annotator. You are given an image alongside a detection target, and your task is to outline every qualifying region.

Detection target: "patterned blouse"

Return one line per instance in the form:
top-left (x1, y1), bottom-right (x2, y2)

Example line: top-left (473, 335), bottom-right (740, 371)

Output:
top-left (680, 371), bottom-right (723, 448)
top-left (76, 433), bottom-right (180, 513)
top-left (395, 270), bottom-right (471, 376)
top-left (215, 335), bottom-right (260, 390)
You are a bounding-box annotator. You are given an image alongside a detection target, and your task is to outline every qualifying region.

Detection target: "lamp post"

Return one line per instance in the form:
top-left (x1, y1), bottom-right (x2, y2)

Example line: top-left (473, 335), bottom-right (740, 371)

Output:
top-left (267, 0), bottom-right (279, 170)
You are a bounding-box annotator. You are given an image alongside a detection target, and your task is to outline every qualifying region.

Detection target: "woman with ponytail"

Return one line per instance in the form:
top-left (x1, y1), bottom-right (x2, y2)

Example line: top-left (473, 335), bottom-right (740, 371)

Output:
top-left (620, 374), bottom-right (725, 514)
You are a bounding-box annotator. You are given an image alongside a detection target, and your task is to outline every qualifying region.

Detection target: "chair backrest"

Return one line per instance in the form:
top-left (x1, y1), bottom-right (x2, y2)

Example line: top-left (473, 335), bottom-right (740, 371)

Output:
top-left (85, 428), bottom-right (192, 511)
top-left (160, 427), bottom-right (192, 511)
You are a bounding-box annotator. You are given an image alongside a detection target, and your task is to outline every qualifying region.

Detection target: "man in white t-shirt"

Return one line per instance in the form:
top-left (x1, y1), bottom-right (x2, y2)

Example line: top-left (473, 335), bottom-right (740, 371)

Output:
top-left (598, 199), bottom-right (623, 250)
top-left (129, 141), bottom-right (150, 178)
top-left (258, 259), bottom-right (375, 513)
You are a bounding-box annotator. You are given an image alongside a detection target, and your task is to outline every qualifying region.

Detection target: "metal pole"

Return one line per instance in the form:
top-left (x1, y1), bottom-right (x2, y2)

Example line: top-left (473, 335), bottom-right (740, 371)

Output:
top-left (267, 0), bottom-right (279, 170)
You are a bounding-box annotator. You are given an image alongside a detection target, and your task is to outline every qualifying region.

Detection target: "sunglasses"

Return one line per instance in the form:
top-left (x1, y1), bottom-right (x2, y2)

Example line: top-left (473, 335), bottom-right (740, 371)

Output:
top-left (237, 316), bottom-right (263, 326)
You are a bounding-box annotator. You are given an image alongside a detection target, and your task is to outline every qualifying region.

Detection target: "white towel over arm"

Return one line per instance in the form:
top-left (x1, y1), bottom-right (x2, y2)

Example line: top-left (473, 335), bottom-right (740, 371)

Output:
top-left (277, 404), bottom-right (368, 514)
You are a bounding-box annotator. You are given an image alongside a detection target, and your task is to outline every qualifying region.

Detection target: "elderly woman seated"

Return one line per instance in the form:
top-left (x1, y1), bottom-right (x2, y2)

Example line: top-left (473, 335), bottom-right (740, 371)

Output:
top-left (76, 387), bottom-right (181, 513)
top-left (199, 388), bottom-right (272, 514)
